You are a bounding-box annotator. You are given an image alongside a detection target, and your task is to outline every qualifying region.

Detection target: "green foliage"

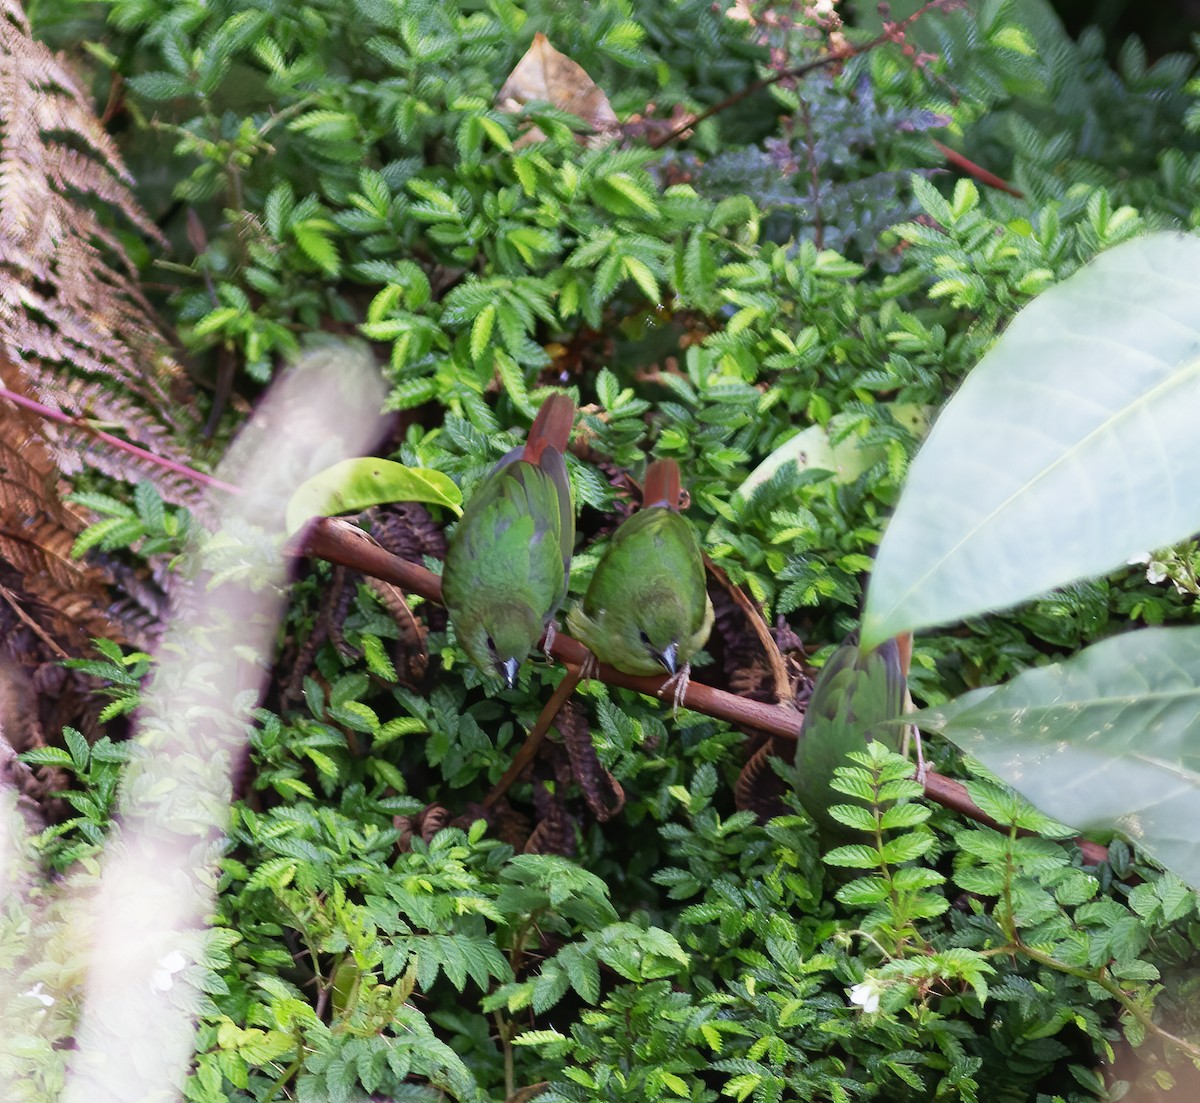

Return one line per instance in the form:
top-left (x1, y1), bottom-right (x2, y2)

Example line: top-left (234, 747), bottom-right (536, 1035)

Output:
top-left (862, 228), bottom-right (1200, 896)
top-left (69, 482), bottom-right (190, 559)
top-left (863, 230), bottom-right (1200, 648)
top-left (18, 727), bottom-right (137, 866)
top-left (16, 0), bottom-right (1200, 1098)
top-left (62, 638), bottom-right (153, 726)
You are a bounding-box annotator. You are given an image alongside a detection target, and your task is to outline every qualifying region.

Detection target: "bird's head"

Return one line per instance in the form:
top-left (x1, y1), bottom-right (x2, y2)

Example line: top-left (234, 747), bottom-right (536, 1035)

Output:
top-left (460, 602), bottom-right (544, 688)
top-left (630, 596), bottom-right (689, 676)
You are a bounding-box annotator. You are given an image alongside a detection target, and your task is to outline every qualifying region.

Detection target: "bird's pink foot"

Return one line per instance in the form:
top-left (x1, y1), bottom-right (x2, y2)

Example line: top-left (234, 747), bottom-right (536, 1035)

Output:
top-left (658, 664), bottom-right (692, 717)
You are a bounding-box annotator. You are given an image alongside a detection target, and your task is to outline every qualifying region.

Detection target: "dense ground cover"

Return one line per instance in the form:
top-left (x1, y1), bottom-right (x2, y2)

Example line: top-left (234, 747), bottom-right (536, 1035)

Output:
top-left (7, 0), bottom-right (1200, 1099)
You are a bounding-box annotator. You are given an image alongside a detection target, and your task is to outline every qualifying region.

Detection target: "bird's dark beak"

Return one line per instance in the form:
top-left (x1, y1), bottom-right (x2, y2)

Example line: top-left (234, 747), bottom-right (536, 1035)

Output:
top-left (656, 642), bottom-right (678, 676)
top-left (499, 657), bottom-right (520, 689)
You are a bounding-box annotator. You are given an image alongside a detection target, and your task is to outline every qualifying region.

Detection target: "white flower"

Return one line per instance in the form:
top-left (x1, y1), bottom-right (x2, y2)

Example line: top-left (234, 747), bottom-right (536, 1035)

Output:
top-left (848, 978), bottom-right (882, 1014)
top-left (1128, 551), bottom-right (1169, 584)
top-left (151, 950), bottom-right (188, 992)
top-left (23, 982), bottom-right (55, 1007)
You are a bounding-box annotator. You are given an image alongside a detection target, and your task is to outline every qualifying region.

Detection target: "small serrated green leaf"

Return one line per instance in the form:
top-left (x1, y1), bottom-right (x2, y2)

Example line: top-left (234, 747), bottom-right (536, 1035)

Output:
top-left (470, 304), bottom-right (496, 363)
top-left (292, 219), bottom-right (341, 275)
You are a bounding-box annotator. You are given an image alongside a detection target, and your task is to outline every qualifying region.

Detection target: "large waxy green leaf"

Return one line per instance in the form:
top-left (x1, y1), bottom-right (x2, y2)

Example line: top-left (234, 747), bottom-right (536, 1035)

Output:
top-left (914, 626), bottom-right (1200, 888)
top-left (862, 232), bottom-right (1200, 650)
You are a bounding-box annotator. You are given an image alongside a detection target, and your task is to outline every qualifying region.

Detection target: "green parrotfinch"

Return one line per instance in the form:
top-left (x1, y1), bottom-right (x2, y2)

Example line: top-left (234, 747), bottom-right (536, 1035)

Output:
top-left (567, 458), bottom-right (714, 692)
top-left (442, 394), bottom-right (575, 687)
top-left (792, 635), bottom-right (905, 849)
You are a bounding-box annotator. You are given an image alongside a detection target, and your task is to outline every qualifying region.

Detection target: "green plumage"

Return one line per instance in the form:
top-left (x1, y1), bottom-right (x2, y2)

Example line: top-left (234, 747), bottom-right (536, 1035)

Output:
top-left (567, 462), bottom-right (713, 677)
top-left (442, 396), bottom-right (574, 686)
top-left (792, 636), bottom-right (905, 845)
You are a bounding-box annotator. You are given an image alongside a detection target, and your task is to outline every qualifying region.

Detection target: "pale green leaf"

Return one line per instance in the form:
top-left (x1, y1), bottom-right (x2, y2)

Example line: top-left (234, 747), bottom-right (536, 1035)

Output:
top-left (736, 405), bottom-right (930, 503)
top-left (916, 626), bottom-right (1200, 891)
top-left (863, 232), bottom-right (1200, 649)
top-left (292, 219), bottom-right (341, 275)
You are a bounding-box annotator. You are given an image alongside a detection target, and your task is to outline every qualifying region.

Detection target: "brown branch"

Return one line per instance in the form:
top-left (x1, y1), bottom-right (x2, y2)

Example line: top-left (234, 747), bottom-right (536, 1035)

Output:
top-left (483, 664), bottom-right (585, 809)
top-left (297, 518), bottom-right (800, 736)
top-left (702, 551), bottom-right (793, 706)
top-left (0, 385), bottom-right (241, 496)
top-left (924, 772), bottom-right (1109, 866)
top-left (294, 517), bottom-right (1110, 865)
top-left (647, 0), bottom-right (964, 150)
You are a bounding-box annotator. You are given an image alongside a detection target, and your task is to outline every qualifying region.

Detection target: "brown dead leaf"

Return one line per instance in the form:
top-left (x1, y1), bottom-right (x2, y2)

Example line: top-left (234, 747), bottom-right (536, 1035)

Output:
top-left (735, 733), bottom-right (791, 821)
top-left (524, 780), bottom-right (576, 855)
top-left (394, 803), bottom-right (450, 851)
top-left (558, 699), bottom-right (624, 822)
top-left (497, 33), bottom-right (617, 146)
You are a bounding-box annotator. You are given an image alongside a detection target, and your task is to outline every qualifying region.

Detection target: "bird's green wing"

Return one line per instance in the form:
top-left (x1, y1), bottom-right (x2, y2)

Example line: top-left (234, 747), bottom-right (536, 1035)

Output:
top-left (456, 462), bottom-right (565, 606)
top-left (792, 637), bottom-right (906, 845)
top-left (573, 507), bottom-right (712, 674)
top-left (537, 445), bottom-right (574, 583)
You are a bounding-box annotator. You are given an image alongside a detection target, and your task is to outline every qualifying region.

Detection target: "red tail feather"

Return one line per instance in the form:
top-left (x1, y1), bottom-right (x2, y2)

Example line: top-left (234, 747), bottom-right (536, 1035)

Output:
top-left (642, 458), bottom-right (683, 511)
top-left (522, 394), bottom-right (575, 465)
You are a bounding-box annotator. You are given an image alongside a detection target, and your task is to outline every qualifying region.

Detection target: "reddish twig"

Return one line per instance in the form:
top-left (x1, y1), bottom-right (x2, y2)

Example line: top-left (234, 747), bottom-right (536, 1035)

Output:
top-left (647, 0), bottom-right (963, 150)
top-left (932, 139), bottom-right (1024, 198)
top-left (0, 385), bottom-right (240, 496)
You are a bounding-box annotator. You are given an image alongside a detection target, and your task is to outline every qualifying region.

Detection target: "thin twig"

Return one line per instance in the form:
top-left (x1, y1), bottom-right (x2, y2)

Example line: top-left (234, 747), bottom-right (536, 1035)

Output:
top-left (932, 139), bottom-right (1024, 198)
top-left (0, 584), bottom-right (70, 659)
top-left (1010, 940), bottom-right (1200, 1063)
top-left (702, 552), bottom-right (794, 706)
top-left (647, 0), bottom-right (962, 150)
top-left (797, 99), bottom-right (824, 250)
top-left (0, 385), bottom-right (240, 495)
top-left (483, 664), bottom-right (585, 809)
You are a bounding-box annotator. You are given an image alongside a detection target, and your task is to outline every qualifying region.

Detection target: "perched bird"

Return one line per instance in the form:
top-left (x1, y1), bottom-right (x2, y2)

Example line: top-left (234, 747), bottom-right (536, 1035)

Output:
top-left (792, 634), bottom-right (905, 848)
top-left (567, 458), bottom-right (713, 706)
top-left (442, 394), bottom-right (575, 688)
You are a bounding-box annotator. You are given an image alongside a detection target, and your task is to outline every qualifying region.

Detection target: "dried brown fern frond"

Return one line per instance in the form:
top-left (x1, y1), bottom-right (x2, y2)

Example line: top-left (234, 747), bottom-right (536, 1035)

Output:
top-left (0, 371), bottom-right (126, 759)
top-left (0, 366), bottom-right (123, 652)
top-left (0, 1), bottom-right (205, 764)
top-left (0, 0), bottom-right (202, 505)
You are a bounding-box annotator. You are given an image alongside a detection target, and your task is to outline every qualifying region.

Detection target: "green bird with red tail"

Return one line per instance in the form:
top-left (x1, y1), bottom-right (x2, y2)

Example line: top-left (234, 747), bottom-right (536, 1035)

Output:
top-left (442, 394), bottom-right (575, 688)
top-left (568, 458), bottom-right (713, 703)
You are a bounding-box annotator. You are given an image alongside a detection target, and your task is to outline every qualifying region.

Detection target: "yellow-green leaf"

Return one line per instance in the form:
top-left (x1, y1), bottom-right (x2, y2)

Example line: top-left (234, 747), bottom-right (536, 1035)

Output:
top-left (292, 219), bottom-right (340, 275)
top-left (470, 303), bottom-right (497, 363)
top-left (285, 459), bottom-right (462, 534)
